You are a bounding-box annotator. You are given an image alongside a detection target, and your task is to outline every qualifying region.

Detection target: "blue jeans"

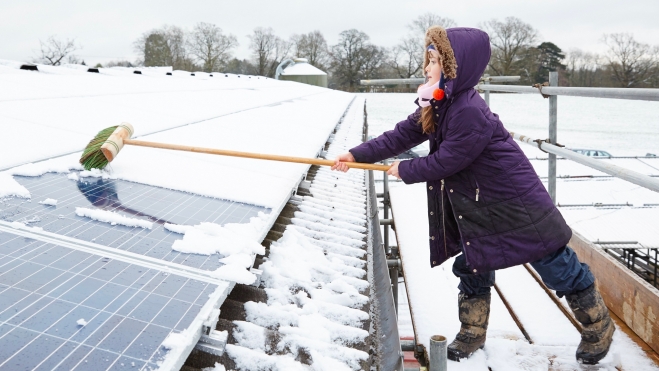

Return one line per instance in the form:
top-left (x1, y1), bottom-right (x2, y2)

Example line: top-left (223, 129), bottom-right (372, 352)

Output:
top-left (452, 245), bottom-right (595, 297)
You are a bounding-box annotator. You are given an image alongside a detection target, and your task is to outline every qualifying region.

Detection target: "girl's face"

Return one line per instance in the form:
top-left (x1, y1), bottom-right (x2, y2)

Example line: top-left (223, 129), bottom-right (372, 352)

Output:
top-left (425, 53), bottom-right (443, 85)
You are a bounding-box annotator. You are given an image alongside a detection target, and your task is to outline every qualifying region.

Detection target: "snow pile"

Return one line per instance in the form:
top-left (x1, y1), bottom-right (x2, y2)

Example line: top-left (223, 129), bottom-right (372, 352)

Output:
top-left (166, 212), bottom-right (269, 285)
top-left (201, 363), bottom-right (226, 371)
top-left (8, 160), bottom-right (73, 176)
top-left (225, 344), bottom-right (306, 371)
top-left (39, 198), bottom-right (58, 206)
top-left (0, 156), bottom-right (82, 199)
top-left (161, 331), bottom-right (190, 352)
top-left (170, 211), bottom-right (268, 257)
top-left (0, 173), bottom-right (30, 199)
top-left (228, 98), bottom-right (371, 370)
top-left (164, 223), bottom-right (191, 234)
top-left (75, 207), bottom-right (153, 229)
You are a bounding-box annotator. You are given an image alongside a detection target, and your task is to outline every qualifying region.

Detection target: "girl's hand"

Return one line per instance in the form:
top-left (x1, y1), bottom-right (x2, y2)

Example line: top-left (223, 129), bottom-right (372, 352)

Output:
top-left (387, 161), bottom-right (401, 179)
top-left (332, 152), bottom-right (355, 172)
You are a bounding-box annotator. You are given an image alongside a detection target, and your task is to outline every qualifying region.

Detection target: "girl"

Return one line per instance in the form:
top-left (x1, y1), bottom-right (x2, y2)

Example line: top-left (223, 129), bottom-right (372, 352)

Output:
top-left (332, 26), bottom-right (614, 364)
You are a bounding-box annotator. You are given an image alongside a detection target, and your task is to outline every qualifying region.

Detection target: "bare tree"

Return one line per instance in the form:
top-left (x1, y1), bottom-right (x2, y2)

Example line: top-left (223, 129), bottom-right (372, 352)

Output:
top-left (134, 25), bottom-right (195, 70)
top-left (390, 36), bottom-right (423, 78)
top-left (290, 31), bottom-right (329, 69)
top-left (330, 29), bottom-right (386, 90)
top-left (361, 45), bottom-right (387, 80)
top-left (35, 36), bottom-right (80, 66)
top-left (188, 22), bottom-right (238, 72)
top-left (249, 27), bottom-right (291, 77)
top-left (566, 48), bottom-right (604, 87)
top-left (603, 33), bottom-right (658, 87)
top-left (481, 17), bottom-right (538, 76)
top-left (408, 13), bottom-right (456, 36)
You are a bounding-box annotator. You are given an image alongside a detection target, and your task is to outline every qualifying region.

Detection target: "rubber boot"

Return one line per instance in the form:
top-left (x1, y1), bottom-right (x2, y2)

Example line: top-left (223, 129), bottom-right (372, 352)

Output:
top-left (447, 292), bottom-right (490, 362)
top-left (566, 283), bottom-right (615, 365)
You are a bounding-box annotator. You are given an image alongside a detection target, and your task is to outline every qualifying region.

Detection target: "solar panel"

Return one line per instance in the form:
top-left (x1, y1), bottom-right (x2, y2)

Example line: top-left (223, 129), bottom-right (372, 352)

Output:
top-left (1, 173), bottom-right (268, 271)
top-left (0, 172), bottom-right (266, 369)
top-left (0, 235), bottom-right (226, 370)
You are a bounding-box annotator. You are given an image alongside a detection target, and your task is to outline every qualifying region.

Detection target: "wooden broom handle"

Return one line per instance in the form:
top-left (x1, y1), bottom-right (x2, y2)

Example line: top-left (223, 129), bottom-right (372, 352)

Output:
top-left (123, 139), bottom-right (393, 172)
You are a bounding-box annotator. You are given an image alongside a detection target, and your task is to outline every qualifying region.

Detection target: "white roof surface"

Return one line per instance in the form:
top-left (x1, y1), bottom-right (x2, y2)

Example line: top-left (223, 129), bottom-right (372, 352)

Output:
top-left (281, 62), bottom-right (326, 76)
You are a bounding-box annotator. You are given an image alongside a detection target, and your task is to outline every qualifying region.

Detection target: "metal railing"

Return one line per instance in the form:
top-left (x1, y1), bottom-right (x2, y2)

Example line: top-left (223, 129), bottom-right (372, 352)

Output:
top-left (483, 71), bottom-right (659, 200)
top-left (477, 83), bottom-right (659, 101)
top-left (511, 131), bottom-right (659, 193)
top-left (360, 75), bottom-right (520, 86)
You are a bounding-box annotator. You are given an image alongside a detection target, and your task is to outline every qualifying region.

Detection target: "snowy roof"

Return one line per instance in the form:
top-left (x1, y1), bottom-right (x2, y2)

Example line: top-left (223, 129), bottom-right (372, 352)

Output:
top-left (0, 60), bottom-right (368, 370)
top-left (281, 62), bottom-right (326, 76)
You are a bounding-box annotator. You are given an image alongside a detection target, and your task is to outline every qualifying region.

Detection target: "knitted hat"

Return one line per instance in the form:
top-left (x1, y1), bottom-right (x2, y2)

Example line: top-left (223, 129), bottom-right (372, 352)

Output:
top-left (424, 26), bottom-right (457, 80)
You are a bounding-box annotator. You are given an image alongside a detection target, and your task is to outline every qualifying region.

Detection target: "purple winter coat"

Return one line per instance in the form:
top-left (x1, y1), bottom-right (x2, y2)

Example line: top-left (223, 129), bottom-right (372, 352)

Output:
top-left (350, 28), bottom-right (572, 273)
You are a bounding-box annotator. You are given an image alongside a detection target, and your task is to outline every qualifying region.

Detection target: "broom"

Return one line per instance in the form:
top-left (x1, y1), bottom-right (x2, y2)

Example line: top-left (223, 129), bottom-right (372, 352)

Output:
top-left (79, 123), bottom-right (392, 172)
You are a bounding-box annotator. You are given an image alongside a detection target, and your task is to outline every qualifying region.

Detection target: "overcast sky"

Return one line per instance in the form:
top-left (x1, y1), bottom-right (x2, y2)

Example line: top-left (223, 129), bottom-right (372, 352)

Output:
top-left (2, 0), bottom-right (658, 66)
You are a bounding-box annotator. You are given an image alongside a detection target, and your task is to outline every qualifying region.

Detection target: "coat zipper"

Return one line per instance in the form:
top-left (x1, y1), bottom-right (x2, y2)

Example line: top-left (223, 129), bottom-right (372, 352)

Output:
top-left (441, 179), bottom-right (447, 258)
top-left (476, 188), bottom-right (480, 202)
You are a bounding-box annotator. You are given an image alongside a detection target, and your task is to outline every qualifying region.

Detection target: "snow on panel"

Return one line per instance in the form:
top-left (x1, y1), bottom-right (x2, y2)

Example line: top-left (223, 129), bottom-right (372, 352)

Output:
top-left (0, 172), bottom-right (30, 198)
top-left (2, 91), bottom-right (353, 209)
top-left (0, 61), bottom-right (339, 170)
top-left (75, 207), bottom-right (154, 229)
top-left (38, 198), bottom-right (58, 206)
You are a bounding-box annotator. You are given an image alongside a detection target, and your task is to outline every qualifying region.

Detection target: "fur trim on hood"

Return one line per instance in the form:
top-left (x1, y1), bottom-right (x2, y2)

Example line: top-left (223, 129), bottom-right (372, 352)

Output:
top-left (424, 26), bottom-right (457, 80)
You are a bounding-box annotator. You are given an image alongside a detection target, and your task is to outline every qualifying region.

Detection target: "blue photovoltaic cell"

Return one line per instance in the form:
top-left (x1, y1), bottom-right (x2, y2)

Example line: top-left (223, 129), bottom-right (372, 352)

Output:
top-left (0, 236), bottom-right (218, 370)
top-left (0, 173), bottom-right (269, 271)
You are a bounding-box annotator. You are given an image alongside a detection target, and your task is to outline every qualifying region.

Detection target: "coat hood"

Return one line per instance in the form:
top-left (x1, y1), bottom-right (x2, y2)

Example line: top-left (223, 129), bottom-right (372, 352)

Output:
top-left (425, 27), bottom-right (491, 99)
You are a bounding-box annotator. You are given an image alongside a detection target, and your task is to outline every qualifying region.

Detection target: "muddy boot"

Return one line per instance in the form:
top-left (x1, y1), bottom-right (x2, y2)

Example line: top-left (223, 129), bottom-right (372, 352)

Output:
top-left (447, 292), bottom-right (490, 362)
top-left (566, 283), bottom-right (615, 365)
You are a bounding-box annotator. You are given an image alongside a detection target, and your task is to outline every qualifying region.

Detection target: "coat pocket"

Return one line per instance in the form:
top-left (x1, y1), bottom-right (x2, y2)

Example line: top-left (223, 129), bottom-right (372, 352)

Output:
top-left (467, 172), bottom-right (481, 202)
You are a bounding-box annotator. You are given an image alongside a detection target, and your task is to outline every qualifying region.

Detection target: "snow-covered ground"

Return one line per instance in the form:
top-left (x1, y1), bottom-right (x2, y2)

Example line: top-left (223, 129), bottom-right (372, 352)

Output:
top-left (360, 92), bottom-right (659, 156)
top-left (390, 183), bottom-right (658, 371)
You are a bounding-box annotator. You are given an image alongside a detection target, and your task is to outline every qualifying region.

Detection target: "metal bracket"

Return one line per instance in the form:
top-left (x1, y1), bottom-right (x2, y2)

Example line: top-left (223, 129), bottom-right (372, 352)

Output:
top-left (533, 138), bottom-right (565, 153)
top-left (298, 180), bottom-right (312, 191)
top-left (532, 82), bottom-right (550, 98)
top-left (249, 267), bottom-right (263, 287)
top-left (194, 329), bottom-right (228, 356)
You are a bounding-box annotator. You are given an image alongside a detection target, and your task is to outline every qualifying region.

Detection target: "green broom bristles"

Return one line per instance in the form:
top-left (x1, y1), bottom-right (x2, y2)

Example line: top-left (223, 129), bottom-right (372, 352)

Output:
top-left (79, 126), bottom-right (117, 170)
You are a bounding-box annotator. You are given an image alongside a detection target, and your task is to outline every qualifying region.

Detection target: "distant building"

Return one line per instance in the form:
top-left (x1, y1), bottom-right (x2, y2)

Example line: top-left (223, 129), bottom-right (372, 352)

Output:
top-left (275, 58), bottom-right (327, 88)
